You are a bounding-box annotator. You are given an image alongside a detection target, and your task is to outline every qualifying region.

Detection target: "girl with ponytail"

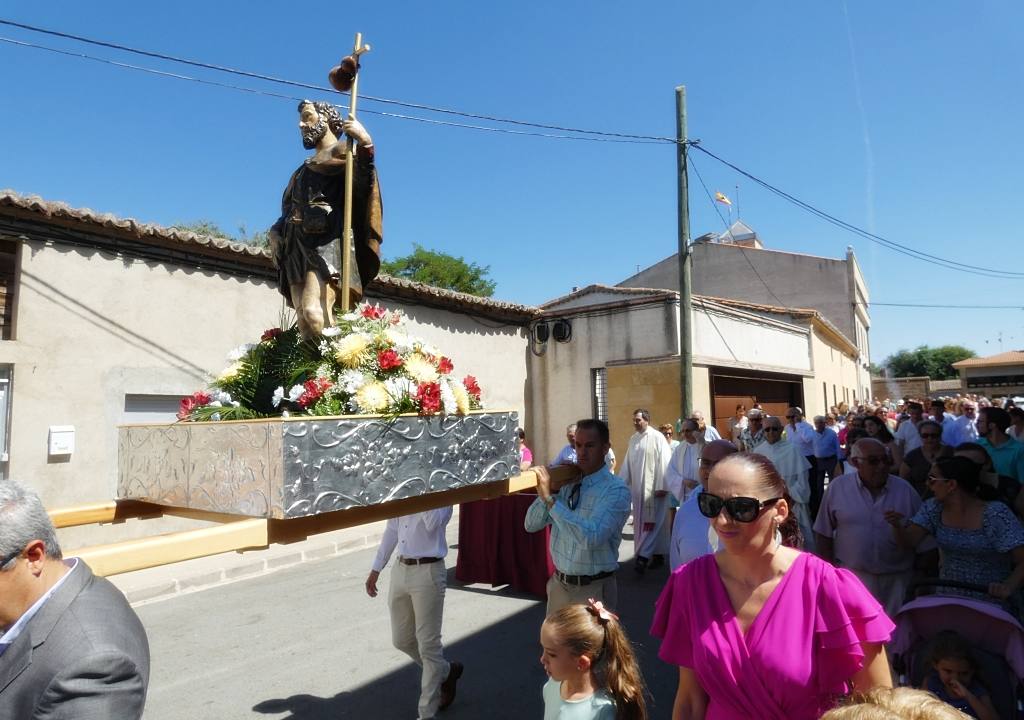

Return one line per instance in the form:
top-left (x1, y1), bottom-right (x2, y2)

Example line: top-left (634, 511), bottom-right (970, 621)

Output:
top-left (539, 600), bottom-right (647, 720)
top-left (651, 452), bottom-right (896, 719)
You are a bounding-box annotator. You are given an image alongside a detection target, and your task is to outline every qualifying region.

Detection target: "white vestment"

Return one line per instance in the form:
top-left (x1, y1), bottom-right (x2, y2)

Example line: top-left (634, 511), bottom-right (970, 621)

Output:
top-left (751, 438), bottom-right (815, 552)
top-left (620, 426), bottom-right (671, 558)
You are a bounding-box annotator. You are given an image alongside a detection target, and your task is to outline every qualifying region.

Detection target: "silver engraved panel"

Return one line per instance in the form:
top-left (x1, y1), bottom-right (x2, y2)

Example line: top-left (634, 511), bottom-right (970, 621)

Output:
top-left (118, 411), bottom-right (519, 518)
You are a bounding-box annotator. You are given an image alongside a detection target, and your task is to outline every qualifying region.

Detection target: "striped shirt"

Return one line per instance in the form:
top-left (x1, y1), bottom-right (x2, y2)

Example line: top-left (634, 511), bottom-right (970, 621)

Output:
top-left (524, 465), bottom-right (631, 575)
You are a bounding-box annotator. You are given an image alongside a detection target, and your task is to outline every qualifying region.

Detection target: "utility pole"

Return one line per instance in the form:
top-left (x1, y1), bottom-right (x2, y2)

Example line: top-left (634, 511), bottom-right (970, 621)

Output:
top-left (676, 86), bottom-right (693, 422)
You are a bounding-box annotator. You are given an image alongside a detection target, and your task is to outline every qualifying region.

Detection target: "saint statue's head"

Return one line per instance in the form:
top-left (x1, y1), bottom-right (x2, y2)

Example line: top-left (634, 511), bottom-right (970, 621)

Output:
top-left (298, 100), bottom-right (345, 150)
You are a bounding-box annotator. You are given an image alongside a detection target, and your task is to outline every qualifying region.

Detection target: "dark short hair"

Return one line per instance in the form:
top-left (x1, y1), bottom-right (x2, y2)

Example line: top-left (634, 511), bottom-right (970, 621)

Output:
top-left (576, 419), bottom-right (610, 445)
top-left (517, 427), bottom-right (526, 440)
top-left (632, 409), bottom-right (650, 422)
top-left (981, 406), bottom-right (1011, 432)
top-left (917, 419), bottom-right (943, 434)
top-left (934, 456), bottom-right (982, 496)
top-left (1010, 407), bottom-right (1024, 422)
top-left (298, 100), bottom-right (345, 137)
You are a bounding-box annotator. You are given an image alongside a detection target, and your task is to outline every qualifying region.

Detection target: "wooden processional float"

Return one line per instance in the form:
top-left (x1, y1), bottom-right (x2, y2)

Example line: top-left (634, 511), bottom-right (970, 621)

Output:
top-left (47, 34), bottom-right (558, 576)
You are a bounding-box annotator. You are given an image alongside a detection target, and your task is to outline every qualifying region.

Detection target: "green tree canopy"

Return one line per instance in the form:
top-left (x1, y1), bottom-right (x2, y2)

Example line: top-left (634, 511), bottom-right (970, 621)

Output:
top-left (172, 220), bottom-right (270, 248)
top-left (380, 244), bottom-right (496, 297)
top-left (878, 345), bottom-right (976, 380)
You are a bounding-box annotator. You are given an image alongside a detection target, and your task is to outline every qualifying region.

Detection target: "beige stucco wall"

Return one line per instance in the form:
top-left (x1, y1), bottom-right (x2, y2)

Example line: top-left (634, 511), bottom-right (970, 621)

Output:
top-left (1, 239), bottom-right (529, 550)
top-left (526, 300), bottom-right (678, 464)
top-left (805, 328), bottom-right (863, 417)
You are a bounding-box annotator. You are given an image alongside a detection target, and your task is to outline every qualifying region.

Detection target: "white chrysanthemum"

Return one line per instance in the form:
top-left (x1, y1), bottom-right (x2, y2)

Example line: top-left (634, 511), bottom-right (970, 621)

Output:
top-left (355, 381), bottom-right (391, 414)
top-left (322, 326), bottom-right (342, 337)
top-left (450, 381), bottom-right (470, 415)
top-left (287, 384), bottom-right (305, 403)
top-left (383, 327), bottom-right (414, 354)
top-left (440, 379), bottom-right (457, 415)
top-left (334, 333), bottom-right (372, 368)
top-left (218, 362), bottom-right (243, 382)
top-left (272, 387), bottom-right (285, 408)
top-left (384, 376), bottom-right (416, 401)
top-left (405, 353), bottom-right (439, 383)
top-left (210, 390), bottom-right (233, 405)
top-left (226, 343), bottom-right (256, 362)
top-left (338, 369), bottom-right (368, 395)
top-left (341, 312), bottom-right (360, 322)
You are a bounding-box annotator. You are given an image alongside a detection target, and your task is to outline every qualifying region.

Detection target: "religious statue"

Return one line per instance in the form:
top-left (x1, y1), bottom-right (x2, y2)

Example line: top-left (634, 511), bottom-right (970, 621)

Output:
top-left (270, 59), bottom-right (383, 340)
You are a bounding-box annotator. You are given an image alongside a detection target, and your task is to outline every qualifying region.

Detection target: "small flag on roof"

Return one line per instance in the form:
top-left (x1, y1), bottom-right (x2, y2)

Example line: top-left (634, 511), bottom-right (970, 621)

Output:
top-left (715, 191), bottom-right (732, 206)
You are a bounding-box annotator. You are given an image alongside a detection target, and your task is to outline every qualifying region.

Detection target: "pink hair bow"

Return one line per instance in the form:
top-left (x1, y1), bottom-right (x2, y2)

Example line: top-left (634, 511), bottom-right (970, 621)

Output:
top-left (586, 598), bottom-right (619, 624)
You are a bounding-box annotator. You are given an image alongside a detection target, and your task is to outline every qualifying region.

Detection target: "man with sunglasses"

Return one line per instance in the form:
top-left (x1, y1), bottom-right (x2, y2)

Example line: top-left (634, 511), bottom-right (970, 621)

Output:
top-left (812, 438), bottom-right (928, 617)
top-left (619, 409), bottom-right (672, 573)
top-left (752, 417), bottom-right (815, 551)
top-left (0, 481), bottom-right (150, 719)
top-left (525, 418), bottom-right (631, 613)
top-left (668, 439), bottom-right (737, 569)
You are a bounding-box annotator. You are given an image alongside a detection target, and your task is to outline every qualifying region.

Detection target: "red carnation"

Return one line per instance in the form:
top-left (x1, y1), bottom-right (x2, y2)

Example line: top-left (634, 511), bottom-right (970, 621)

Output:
top-left (297, 377), bottom-right (333, 409)
top-left (437, 356), bottom-right (454, 374)
top-left (463, 375), bottom-right (481, 399)
top-left (361, 303), bottom-right (387, 320)
top-left (416, 382), bottom-right (442, 415)
top-left (261, 327), bottom-right (283, 342)
top-left (377, 349), bottom-right (402, 371)
top-left (177, 391), bottom-right (211, 420)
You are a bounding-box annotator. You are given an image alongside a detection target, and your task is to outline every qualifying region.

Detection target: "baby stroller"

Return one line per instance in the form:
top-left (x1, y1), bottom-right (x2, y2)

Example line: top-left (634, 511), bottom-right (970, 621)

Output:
top-left (890, 579), bottom-right (1024, 719)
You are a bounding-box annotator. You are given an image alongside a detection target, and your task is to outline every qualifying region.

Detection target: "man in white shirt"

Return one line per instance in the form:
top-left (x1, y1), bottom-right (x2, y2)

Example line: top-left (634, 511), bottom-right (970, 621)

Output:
top-left (668, 439), bottom-right (736, 569)
top-left (619, 408), bottom-right (671, 573)
top-left (754, 417), bottom-right (815, 551)
top-left (550, 424), bottom-right (577, 466)
top-left (366, 508), bottom-right (461, 719)
top-left (894, 401), bottom-right (924, 456)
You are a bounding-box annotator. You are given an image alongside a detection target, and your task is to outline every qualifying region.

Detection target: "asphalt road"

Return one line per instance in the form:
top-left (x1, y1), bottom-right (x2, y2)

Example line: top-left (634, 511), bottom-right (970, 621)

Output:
top-left (136, 526), bottom-right (678, 719)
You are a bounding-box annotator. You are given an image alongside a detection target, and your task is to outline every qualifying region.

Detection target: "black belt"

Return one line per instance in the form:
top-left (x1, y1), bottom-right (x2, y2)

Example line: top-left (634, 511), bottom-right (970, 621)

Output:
top-left (554, 570), bottom-right (615, 586)
top-left (400, 556), bottom-right (442, 565)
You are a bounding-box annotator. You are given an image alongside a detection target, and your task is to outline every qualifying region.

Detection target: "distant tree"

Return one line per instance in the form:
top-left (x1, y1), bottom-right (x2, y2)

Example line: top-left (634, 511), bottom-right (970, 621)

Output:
top-left (172, 220), bottom-right (271, 249)
top-left (380, 244), bottom-right (496, 297)
top-left (880, 345), bottom-right (976, 380)
top-left (869, 362), bottom-right (885, 377)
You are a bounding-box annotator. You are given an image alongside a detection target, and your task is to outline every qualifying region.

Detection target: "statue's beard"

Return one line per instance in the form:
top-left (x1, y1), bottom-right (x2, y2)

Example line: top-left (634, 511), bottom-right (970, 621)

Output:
top-left (301, 119), bottom-right (328, 149)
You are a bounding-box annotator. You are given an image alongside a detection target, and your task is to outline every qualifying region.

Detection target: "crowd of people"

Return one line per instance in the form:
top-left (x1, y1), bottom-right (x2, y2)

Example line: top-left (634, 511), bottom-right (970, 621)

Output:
top-left (519, 395), bottom-right (1024, 720)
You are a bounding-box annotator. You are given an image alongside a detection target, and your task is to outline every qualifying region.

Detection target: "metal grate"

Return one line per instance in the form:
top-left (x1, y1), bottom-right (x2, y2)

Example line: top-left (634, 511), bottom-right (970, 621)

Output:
top-left (591, 368), bottom-right (608, 421)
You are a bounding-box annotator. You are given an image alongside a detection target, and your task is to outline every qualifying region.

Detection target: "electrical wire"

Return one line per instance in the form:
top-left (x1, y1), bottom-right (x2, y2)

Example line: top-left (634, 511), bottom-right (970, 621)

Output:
top-left (690, 144), bottom-right (1024, 280)
top-left (864, 302), bottom-right (1024, 310)
top-left (0, 18), bottom-right (677, 144)
top-left (689, 155), bottom-right (791, 308)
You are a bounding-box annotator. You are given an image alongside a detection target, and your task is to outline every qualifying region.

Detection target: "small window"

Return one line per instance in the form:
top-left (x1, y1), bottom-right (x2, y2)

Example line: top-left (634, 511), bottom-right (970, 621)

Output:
top-left (0, 365), bottom-right (11, 472)
top-left (0, 240), bottom-right (18, 340)
top-left (591, 368), bottom-right (608, 421)
top-left (123, 394), bottom-right (183, 424)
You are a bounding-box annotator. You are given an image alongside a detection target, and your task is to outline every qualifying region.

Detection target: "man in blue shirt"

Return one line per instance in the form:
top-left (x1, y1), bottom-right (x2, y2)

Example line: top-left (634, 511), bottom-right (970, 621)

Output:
top-left (550, 423), bottom-right (577, 466)
top-left (812, 414), bottom-right (841, 518)
top-left (525, 418), bottom-right (631, 614)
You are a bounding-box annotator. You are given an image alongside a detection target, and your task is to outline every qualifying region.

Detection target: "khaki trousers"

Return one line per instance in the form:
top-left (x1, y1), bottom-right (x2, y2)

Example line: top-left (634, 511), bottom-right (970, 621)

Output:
top-left (389, 561), bottom-right (450, 720)
top-left (545, 572), bottom-right (618, 616)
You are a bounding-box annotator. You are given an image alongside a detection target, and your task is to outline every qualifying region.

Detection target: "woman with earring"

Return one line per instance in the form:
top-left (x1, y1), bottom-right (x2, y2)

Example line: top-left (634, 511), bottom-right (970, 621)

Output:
top-left (651, 453), bottom-right (894, 720)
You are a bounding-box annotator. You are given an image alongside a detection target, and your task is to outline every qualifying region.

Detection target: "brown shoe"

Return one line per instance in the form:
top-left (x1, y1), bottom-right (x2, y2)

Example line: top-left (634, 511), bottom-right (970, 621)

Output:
top-left (438, 661), bottom-right (463, 711)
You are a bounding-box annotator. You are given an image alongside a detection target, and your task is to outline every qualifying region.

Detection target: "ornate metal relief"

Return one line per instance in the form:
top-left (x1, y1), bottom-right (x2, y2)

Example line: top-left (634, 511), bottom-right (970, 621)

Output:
top-left (118, 411), bottom-right (518, 518)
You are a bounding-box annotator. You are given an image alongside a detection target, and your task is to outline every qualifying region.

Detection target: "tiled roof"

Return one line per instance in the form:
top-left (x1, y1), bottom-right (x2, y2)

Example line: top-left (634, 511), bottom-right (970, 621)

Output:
top-left (0, 190), bottom-right (538, 323)
top-left (952, 351), bottom-right (1024, 369)
top-left (541, 283), bottom-right (676, 309)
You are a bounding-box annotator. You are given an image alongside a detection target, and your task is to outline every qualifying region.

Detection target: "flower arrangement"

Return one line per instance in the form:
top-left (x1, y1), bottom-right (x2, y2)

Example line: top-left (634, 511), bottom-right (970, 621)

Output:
top-left (178, 303), bottom-right (484, 422)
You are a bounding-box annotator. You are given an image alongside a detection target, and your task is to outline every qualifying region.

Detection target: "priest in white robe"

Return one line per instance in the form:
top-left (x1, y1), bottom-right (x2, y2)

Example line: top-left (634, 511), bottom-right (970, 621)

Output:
top-left (619, 408), bottom-right (671, 572)
top-left (751, 416), bottom-right (816, 551)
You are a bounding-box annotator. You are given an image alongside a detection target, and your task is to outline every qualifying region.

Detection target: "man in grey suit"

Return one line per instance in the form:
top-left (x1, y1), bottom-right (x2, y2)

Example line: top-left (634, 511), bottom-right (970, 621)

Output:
top-left (0, 480), bottom-right (150, 719)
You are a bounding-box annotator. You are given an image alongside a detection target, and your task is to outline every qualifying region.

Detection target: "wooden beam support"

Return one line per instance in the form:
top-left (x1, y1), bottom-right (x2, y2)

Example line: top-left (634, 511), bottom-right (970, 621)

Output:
top-left (50, 500), bottom-right (165, 528)
top-left (78, 519), bottom-right (270, 577)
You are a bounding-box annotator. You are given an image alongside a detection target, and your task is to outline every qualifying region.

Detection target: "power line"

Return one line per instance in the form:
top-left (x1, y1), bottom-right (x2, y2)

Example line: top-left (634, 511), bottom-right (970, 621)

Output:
top-left (865, 302), bottom-right (1024, 309)
top-left (0, 18), bottom-right (677, 144)
top-left (690, 143), bottom-right (1024, 280)
top-left (689, 155), bottom-right (791, 308)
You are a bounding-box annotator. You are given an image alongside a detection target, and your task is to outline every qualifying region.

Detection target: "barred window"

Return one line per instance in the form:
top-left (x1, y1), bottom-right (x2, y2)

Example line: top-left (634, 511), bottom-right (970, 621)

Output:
top-left (591, 368), bottom-right (608, 421)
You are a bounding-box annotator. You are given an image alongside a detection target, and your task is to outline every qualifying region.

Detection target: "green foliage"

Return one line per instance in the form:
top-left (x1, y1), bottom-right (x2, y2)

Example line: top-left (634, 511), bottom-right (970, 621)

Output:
top-left (381, 244), bottom-right (496, 297)
top-left (879, 345), bottom-right (976, 380)
top-left (172, 220), bottom-right (271, 249)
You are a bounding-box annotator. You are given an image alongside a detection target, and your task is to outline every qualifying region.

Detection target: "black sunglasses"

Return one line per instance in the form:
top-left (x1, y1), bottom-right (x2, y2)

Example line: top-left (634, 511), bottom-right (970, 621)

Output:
top-left (567, 482), bottom-right (582, 511)
top-left (697, 492), bottom-right (783, 523)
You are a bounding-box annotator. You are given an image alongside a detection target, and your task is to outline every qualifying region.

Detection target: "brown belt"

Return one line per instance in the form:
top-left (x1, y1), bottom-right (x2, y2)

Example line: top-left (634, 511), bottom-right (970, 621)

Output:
top-left (400, 556), bottom-right (442, 566)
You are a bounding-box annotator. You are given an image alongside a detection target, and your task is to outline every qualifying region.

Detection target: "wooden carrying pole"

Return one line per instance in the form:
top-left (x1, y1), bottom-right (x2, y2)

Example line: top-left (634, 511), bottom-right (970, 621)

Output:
top-left (340, 32), bottom-right (370, 312)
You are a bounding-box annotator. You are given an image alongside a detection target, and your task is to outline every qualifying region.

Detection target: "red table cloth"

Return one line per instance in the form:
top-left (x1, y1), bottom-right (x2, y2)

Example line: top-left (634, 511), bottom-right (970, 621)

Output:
top-left (455, 492), bottom-right (554, 598)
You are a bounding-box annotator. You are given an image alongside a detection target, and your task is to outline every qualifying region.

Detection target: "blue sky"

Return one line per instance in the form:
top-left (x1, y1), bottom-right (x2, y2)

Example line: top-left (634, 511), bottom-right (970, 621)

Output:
top-left (2, 2), bottom-right (1023, 362)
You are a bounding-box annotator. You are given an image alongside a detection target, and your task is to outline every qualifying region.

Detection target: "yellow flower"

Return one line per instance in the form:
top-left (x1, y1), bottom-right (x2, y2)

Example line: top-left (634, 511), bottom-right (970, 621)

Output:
top-left (450, 381), bottom-right (470, 415)
top-left (218, 361), bottom-right (243, 381)
top-left (334, 333), bottom-right (371, 368)
top-left (404, 353), bottom-right (439, 383)
top-left (355, 381), bottom-right (391, 414)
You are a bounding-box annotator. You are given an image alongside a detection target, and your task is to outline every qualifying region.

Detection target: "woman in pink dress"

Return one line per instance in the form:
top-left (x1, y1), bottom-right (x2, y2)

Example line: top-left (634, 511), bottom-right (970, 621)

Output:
top-left (650, 453), bottom-right (894, 720)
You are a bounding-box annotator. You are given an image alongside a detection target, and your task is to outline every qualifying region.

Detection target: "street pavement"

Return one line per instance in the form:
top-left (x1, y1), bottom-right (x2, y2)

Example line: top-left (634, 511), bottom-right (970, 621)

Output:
top-left (136, 525), bottom-right (679, 719)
